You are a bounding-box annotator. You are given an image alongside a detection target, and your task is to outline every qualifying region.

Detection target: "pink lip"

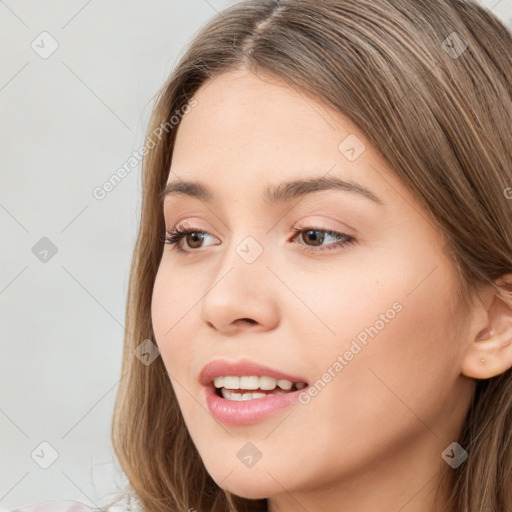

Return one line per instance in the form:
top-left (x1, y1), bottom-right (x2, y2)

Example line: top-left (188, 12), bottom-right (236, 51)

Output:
top-left (199, 358), bottom-right (309, 426)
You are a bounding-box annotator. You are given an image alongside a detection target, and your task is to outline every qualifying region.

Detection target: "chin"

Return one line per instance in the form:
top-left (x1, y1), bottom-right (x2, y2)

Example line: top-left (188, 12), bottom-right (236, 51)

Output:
top-left (209, 466), bottom-right (283, 500)
top-left (221, 483), bottom-right (271, 501)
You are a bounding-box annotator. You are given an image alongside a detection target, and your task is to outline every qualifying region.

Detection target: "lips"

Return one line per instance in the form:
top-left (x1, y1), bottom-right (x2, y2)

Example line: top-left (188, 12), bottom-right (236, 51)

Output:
top-left (199, 358), bottom-right (309, 425)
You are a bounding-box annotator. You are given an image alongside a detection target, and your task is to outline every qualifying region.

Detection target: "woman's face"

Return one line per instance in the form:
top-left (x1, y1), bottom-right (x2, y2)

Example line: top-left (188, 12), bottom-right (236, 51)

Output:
top-left (151, 66), bottom-right (475, 509)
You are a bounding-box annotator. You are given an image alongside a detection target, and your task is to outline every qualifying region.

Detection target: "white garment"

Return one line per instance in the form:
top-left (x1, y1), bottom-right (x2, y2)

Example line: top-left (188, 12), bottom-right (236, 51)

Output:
top-left (3, 501), bottom-right (100, 512)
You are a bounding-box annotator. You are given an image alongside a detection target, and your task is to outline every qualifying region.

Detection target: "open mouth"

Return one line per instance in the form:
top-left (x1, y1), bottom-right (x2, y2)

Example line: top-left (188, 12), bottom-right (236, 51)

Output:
top-left (213, 375), bottom-right (308, 401)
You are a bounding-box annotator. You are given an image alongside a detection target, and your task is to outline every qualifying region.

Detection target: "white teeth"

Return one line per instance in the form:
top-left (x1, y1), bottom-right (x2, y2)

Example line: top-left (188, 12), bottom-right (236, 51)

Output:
top-left (213, 375), bottom-right (301, 391)
top-left (223, 376), bottom-right (240, 389)
top-left (259, 376), bottom-right (277, 390)
top-left (249, 392), bottom-right (267, 399)
top-left (221, 389), bottom-right (267, 401)
top-left (240, 376), bottom-right (260, 390)
top-left (220, 388), bottom-right (292, 401)
top-left (276, 379), bottom-right (293, 390)
top-left (296, 382), bottom-right (306, 389)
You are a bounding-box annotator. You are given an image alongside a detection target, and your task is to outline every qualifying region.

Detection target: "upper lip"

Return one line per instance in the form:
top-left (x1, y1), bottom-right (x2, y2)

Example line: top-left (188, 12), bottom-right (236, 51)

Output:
top-left (199, 358), bottom-right (308, 386)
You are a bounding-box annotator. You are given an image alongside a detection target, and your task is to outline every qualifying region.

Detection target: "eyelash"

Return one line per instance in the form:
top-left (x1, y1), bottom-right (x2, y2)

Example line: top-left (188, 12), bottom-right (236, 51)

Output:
top-left (164, 223), bottom-right (356, 255)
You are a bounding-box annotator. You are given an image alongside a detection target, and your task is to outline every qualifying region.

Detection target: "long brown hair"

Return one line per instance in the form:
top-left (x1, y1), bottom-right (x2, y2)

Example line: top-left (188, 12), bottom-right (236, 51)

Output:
top-left (107, 1), bottom-right (512, 511)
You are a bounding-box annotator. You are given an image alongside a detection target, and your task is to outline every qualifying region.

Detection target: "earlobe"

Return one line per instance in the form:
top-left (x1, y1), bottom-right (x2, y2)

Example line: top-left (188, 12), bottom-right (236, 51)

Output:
top-left (461, 275), bottom-right (512, 380)
top-left (461, 328), bottom-right (512, 379)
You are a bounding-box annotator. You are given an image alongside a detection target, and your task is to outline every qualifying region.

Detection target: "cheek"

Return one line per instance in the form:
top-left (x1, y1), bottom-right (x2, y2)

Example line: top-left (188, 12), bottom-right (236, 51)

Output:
top-left (151, 264), bottom-right (197, 373)
top-left (322, 262), bottom-right (461, 429)
top-left (302, 247), bottom-right (461, 424)
top-left (278, 266), bottom-right (461, 484)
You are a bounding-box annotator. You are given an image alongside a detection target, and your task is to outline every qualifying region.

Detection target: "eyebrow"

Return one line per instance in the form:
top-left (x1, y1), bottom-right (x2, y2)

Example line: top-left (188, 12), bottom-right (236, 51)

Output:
top-left (160, 175), bottom-right (384, 206)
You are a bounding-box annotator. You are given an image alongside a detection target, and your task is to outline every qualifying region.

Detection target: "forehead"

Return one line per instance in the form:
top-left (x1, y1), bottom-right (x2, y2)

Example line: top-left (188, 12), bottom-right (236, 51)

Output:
top-left (173, 68), bottom-right (368, 178)
top-left (167, 66), bottom-right (416, 217)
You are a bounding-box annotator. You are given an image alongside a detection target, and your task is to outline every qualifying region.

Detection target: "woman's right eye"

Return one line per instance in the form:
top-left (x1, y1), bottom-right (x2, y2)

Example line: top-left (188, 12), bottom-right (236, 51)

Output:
top-left (164, 226), bottom-right (219, 253)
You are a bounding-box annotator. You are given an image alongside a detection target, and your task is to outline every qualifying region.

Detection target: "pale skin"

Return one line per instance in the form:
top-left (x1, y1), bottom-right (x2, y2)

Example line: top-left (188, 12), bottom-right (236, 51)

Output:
top-left (151, 65), bottom-right (512, 512)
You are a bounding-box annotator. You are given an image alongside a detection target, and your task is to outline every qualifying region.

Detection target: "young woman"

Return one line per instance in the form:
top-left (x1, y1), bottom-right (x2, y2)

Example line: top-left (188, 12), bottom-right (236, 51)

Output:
top-left (109, 0), bottom-right (512, 510)
top-left (14, 1), bottom-right (512, 511)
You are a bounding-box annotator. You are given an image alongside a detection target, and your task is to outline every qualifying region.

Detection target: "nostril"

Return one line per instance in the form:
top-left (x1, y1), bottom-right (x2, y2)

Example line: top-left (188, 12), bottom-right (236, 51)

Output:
top-left (237, 318), bottom-right (257, 325)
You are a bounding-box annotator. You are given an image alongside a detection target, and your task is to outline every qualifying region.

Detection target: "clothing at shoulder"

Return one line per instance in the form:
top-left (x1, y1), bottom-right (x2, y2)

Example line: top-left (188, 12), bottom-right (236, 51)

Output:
top-left (8, 501), bottom-right (100, 512)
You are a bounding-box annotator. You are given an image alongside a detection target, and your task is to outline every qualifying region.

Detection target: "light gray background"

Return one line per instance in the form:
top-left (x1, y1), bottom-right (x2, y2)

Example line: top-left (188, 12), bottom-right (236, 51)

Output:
top-left (1, 0), bottom-right (511, 510)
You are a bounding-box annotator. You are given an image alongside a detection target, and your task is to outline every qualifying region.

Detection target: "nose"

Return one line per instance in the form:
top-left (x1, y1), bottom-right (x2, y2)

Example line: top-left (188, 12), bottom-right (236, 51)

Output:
top-left (200, 249), bottom-right (281, 334)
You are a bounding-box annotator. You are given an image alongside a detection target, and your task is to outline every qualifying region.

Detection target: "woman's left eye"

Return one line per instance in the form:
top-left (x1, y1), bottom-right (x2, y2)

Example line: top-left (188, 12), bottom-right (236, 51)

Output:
top-left (164, 224), bottom-right (356, 254)
top-left (290, 226), bottom-right (356, 253)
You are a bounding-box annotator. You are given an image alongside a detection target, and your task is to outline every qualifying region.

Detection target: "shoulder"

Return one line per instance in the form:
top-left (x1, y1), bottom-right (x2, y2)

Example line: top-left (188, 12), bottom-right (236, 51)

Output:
top-left (6, 501), bottom-right (99, 512)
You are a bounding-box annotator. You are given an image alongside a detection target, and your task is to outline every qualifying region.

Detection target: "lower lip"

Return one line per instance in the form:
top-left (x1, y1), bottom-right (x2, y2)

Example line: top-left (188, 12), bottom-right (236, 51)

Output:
top-left (204, 384), bottom-right (305, 425)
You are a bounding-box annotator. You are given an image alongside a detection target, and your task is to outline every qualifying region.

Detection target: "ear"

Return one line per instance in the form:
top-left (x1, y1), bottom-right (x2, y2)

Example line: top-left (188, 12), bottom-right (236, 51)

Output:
top-left (461, 274), bottom-right (512, 379)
